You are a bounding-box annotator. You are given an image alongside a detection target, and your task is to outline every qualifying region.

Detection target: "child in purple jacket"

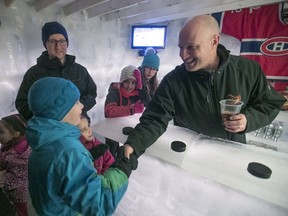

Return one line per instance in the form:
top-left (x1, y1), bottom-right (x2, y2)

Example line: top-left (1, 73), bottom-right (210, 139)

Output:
top-left (0, 114), bottom-right (31, 216)
top-left (78, 115), bottom-right (115, 174)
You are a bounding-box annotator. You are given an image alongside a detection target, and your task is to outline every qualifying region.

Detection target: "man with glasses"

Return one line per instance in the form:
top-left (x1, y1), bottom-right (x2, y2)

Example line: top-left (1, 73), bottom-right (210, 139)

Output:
top-left (16, 21), bottom-right (97, 121)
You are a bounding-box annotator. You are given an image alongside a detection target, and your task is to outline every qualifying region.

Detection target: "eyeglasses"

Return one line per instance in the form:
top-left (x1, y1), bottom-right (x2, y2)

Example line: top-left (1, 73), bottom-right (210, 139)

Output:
top-left (47, 39), bottom-right (67, 46)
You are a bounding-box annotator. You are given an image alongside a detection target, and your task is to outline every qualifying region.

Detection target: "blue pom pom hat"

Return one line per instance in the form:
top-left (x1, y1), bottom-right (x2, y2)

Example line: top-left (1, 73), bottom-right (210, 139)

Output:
top-left (141, 53), bottom-right (160, 70)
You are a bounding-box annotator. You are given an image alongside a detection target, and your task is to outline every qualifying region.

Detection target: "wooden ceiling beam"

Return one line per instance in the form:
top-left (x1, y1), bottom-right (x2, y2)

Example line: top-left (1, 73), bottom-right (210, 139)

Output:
top-left (35, 0), bottom-right (60, 12)
top-left (63, 0), bottom-right (107, 16)
top-left (102, 0), bottom-right (188, 21)
top-left (86, 0), bottom-right (147, 18)
top-left (120, 0), bottom-right (286, 25)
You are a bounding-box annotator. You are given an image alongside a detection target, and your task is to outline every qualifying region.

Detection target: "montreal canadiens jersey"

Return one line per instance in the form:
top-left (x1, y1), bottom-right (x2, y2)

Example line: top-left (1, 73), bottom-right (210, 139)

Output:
top-left (212, 3), bottom-right (288, 90)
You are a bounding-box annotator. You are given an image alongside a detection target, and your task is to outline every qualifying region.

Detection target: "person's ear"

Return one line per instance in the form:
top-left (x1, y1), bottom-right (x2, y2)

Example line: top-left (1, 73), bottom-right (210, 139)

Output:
top-left (212, 34), bottom-right (219, 47)
top-left (13, 131), bottom-right (21, 138)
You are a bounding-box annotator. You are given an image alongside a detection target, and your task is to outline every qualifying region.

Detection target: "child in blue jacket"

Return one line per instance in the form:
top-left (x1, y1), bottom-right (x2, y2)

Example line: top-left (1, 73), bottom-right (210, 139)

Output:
top-left (26, 77), bottom-right (136, 216)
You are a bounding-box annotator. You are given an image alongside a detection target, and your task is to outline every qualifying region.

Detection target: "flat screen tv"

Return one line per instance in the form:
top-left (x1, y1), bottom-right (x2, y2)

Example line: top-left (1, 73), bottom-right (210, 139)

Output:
top-left (131, 25), bottom-right (167, 50)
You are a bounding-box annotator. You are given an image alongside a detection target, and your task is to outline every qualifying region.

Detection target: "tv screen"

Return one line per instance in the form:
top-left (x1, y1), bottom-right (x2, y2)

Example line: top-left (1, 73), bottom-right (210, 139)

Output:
top-left (131, 25), bottom-right (167, 50)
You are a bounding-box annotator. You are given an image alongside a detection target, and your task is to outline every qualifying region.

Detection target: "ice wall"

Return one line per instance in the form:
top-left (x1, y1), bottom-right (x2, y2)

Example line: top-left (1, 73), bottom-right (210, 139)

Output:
top-left (0, 1), bottom-right (240, 123)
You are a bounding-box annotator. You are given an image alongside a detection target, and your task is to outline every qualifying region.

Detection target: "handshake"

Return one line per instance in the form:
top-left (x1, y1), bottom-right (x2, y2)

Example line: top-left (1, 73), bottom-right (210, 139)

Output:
top-left (111, 146), bottom-right (138, 178)
top-left (90, 145), bottom-right (138, 178)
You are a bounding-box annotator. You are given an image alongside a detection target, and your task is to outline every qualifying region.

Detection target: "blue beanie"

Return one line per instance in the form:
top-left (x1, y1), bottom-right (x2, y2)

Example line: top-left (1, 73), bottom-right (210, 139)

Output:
top-left (141, 53), bottom-right (160, 70)
top-left (28, 77), bottom-right (80, 121)
top-left (42, 21), bottom-right (69, 48)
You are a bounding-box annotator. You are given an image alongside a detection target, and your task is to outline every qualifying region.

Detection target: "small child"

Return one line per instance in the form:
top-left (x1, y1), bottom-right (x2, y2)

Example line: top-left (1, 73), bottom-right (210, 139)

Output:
top-left (26, 77), bottom-right (133, 215)
top-left (105, 65), bottom-right (148, 118)
top-left (0, 114), bottom-right (31, 216)
top-left (104, 65), bottom-right (149, 157)
top-left (78, 115), bottom-right (115, 174)
top-left (138, 48), bottom-right (160, 104)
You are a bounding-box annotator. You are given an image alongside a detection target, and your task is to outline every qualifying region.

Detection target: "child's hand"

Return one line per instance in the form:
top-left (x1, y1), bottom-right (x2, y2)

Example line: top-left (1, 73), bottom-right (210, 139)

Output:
top-left (133, 69), bottom-right (143, 90)
top-left (133, 100), bottom-right (144, 113)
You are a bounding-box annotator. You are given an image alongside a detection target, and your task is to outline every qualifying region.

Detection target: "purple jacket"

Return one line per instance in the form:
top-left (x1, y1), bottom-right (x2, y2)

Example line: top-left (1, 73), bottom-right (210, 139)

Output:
top-left (80, 135), bottom-right (115, 174)
top-left (0, 137), bottom-right (31, 202)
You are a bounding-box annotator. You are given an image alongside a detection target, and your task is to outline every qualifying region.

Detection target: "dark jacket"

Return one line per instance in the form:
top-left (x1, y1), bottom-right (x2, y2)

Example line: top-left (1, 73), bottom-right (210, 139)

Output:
top-left (15, 51), bottom-right (97, 120)
top-left (126, 44), bottom-right (286, 157)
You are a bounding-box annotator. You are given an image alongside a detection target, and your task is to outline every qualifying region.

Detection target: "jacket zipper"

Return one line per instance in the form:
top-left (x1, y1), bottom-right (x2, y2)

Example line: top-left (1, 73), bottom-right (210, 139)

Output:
top-left (207, 73), bottom-right (214, 103)
top-left (208, 72), bottom-right (221, 134)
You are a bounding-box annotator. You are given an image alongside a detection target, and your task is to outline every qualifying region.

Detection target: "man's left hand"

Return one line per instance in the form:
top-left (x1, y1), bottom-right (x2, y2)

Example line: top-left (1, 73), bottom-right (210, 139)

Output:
top-left (222, 113), bottom-right (247, 133)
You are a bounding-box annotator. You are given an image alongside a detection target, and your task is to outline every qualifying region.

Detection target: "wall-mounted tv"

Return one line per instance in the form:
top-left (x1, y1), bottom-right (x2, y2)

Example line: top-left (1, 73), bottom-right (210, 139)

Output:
top-left (131, 25), bottom-right (167, 50)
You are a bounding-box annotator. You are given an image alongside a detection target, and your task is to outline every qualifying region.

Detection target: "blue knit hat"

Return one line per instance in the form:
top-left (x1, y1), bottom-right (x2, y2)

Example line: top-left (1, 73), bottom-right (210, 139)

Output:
top-left (42, 21), bottom-right (69, 48)
top-left (28, 77), bottom-right (80, 121)
top-left (141, 53), bottom-right (160, 70)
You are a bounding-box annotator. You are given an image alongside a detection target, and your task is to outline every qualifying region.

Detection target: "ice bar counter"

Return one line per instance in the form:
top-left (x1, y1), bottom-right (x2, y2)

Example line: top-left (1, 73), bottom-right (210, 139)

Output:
top-left (92, 112), bottom-right (288, 215)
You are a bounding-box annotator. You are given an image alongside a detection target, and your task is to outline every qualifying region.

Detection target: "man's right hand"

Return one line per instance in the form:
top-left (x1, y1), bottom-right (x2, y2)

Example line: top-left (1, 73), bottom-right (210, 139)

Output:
top-left (124, 144), bottom-right (134, 158)
top-left (117, 145), bottom-right (138, 170)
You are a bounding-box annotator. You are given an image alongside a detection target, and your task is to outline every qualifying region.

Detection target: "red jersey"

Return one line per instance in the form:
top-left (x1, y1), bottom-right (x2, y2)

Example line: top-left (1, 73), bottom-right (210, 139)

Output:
top-left (212, 3), bottom-right (288, 90)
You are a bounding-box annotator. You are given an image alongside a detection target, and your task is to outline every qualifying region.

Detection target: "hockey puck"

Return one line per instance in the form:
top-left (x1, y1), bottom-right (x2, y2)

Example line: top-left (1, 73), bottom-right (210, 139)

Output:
top-left (171, 141), bottom-right (186, 152)
top-left (122, 127), bottom-right (134, 135)
top-left (247, 162), bottom-right (272, 179)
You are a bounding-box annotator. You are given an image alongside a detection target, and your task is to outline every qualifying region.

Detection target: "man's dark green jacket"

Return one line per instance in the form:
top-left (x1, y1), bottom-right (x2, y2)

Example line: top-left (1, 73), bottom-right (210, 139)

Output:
top-left (125, 44), bottom-right (286, 157)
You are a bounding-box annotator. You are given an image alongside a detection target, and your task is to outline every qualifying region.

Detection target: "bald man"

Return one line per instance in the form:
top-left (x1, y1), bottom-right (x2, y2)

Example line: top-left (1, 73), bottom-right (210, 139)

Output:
top-left (123, 15), bottom-right (286, 159)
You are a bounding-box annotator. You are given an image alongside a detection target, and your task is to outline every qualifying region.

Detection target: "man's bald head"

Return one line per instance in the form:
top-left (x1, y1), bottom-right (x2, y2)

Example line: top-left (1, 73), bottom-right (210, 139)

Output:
top-left (180, 15), bottom-right (220, 40)
top-left (178, 15), bottom-right (221, 72)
